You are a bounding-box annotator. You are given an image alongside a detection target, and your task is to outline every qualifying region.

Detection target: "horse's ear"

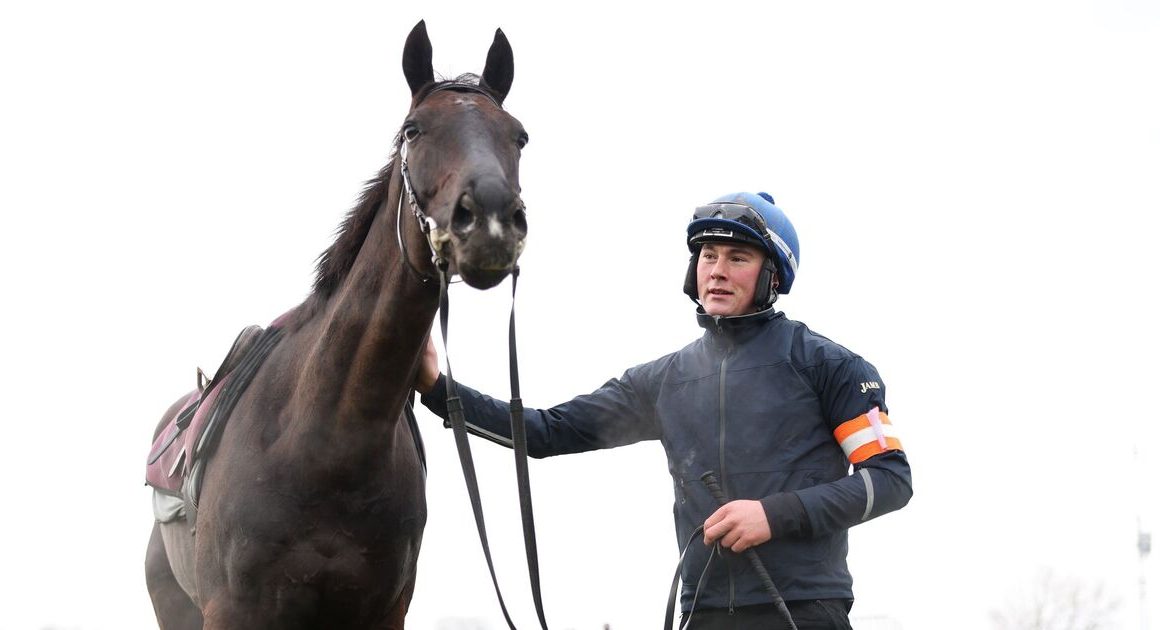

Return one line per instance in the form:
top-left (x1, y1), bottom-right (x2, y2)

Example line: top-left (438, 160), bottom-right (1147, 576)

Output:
top-left (402, 20), bottom-right (435, 97)
top-left (480, 28), bottom-right (514, 104)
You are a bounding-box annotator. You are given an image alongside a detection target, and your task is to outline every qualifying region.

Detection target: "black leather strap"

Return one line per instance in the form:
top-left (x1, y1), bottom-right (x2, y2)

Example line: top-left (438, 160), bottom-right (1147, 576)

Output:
top-left (700, 471), bottom-right (797, 629)
top-left (192, 328), bottom-right (284, 461)
top-left (506, 267), bottom-right (550, 629)
top-left (665, 524), bottom-right (706, 630)
top-left (438, 265), bottom-right (519, 630)
top-left (439, 264), bottom-right (549, 630)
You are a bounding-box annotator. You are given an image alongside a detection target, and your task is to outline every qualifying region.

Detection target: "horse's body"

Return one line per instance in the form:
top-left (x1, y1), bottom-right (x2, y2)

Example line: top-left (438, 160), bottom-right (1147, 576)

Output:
top-left (144, 22), bottom-right (528, 629)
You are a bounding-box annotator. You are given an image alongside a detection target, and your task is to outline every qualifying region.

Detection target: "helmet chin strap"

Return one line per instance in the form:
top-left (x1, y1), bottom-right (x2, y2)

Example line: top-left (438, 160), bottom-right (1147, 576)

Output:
top-left (755, 256), bottom-right (779, 308)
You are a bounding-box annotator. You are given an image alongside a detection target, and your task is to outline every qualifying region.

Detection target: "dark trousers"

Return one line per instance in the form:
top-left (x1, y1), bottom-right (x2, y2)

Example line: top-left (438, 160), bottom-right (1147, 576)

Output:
top-left (680, 599), bottom-right (854, 629)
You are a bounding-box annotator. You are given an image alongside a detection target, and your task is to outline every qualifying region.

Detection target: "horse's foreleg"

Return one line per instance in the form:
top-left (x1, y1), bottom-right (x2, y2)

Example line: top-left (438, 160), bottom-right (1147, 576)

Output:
top-left (378, 576), bottom-right (416, 630)
top-left (146, 522), bottom-right (204, 630)
top-left (381, 599), bottom-right (409, 629)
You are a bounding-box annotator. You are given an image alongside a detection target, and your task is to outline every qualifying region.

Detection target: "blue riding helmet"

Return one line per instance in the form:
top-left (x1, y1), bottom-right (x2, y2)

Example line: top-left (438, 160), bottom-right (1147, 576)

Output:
top-left (684, 192), bottom-right (800, 306)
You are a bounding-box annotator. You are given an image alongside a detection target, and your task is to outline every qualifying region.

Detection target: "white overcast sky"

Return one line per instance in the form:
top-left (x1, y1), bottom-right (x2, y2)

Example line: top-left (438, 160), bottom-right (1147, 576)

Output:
top-left (1, 1), bottom-right (1158, 629)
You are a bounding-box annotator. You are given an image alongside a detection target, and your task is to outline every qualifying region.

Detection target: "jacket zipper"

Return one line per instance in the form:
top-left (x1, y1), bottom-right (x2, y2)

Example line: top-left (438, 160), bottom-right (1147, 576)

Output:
top-left (718, 352), bottom-right (735, 612)
top-left (718, 354), bottom-right (729, 497)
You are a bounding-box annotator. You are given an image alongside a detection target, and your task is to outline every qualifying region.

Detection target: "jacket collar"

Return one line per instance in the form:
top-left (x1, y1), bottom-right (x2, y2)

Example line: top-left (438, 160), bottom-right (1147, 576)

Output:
top-left (696, 305), bottom-right (783, 343)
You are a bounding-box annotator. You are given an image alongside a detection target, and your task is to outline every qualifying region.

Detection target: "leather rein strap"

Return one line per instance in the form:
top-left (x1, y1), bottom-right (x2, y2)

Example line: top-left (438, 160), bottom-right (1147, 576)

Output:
top-left (504, 267), bottom-right (550, 630)
top-left (436, 264), bottom-right (549, 630)
top-left (662, 472), bottom-right (798, 630)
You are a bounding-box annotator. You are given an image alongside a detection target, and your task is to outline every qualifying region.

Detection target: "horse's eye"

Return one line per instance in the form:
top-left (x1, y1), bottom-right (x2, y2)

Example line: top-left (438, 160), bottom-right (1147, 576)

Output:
top-left (516, 132), bottom-right (529, 149)
top-left (403, 124), bottom-right (422, 143)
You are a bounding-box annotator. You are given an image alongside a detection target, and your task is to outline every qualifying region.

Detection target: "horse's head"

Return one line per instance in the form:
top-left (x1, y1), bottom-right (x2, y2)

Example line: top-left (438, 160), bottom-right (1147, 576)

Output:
top-left (400, 21), bottom-right (528, 290)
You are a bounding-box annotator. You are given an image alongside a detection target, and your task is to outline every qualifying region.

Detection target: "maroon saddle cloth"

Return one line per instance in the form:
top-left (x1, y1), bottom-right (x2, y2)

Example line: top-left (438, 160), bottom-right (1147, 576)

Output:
top-left (145, 324), bottom-right (283, 505)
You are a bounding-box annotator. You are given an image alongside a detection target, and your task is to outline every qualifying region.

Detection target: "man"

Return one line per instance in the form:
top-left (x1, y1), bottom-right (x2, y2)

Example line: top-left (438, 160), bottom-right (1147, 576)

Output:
top-left (415, 192), bottom-right (913, 629)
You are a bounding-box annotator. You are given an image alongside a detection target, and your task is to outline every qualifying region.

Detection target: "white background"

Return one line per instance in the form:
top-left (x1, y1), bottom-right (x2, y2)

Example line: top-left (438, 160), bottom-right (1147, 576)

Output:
top-left (1, 1), bottom-right (1158, 629)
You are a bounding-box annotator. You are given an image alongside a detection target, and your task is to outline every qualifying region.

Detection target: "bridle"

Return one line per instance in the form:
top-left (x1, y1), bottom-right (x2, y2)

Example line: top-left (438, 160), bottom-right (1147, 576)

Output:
top-left (393, 136), bottom-right (449, 284)
top-left (397, 82), bottom-right (549, 630)
top-left (394, 81), bottom-right (510, 283)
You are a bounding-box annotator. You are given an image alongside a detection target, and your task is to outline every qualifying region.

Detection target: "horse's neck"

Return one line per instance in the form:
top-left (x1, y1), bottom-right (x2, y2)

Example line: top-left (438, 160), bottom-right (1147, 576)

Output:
top-left (289, 172), bottom-right (439, 434)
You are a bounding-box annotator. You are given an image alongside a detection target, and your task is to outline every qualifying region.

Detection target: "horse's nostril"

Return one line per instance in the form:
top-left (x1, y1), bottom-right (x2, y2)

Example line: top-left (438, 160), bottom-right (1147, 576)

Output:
top-left (452, 201), bottom-right (475, 233)
top-left (512, 208), bottom-right (528, 235)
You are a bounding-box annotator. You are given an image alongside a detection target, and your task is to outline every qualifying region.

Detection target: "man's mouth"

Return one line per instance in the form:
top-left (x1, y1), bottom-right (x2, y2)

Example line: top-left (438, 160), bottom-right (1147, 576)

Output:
top-left (708, 288), bottom-right (732, 295)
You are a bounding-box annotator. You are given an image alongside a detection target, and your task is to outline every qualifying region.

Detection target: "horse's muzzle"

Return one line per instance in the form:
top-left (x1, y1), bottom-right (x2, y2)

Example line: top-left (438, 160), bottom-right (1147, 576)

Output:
top-left (445, 179), bottom-right (526, 288)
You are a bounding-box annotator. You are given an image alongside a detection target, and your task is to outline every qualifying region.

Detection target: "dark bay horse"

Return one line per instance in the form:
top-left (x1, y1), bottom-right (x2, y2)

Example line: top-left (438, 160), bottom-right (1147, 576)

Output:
top-left (145, 21), bottom-right (528, 629)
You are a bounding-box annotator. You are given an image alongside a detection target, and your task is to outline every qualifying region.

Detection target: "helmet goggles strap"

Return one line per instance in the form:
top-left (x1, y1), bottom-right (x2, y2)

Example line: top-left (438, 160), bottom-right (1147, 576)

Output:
top-left (692, 202), bottom-right (770, 234)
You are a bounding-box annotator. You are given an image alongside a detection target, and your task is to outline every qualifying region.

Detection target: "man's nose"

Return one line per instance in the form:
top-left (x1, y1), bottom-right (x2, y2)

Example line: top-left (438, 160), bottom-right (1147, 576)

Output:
top-left (710, 259), bottom-right (728, 278)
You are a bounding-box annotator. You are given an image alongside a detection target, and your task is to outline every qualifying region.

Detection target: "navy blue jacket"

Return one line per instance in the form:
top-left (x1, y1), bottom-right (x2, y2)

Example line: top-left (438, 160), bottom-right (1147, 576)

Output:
top-left (420, 307), bottom-right (912, 611)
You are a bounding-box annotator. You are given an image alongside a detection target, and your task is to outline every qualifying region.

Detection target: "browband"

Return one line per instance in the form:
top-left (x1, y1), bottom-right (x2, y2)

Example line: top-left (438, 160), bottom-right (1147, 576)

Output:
top-left (419, 82), bottom-right (502, 108)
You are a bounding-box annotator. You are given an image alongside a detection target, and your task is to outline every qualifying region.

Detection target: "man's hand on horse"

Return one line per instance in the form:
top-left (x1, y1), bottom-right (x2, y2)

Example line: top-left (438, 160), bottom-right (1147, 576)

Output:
top-left (702, 500), bottom-right (771, 553)
top-left (414, 335), bottom-right (439, 395)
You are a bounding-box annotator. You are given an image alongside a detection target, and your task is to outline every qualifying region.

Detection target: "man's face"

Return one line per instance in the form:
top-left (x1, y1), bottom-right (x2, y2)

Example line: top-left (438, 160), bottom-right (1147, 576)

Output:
top-left (696, 241), bottom-right (766, 317)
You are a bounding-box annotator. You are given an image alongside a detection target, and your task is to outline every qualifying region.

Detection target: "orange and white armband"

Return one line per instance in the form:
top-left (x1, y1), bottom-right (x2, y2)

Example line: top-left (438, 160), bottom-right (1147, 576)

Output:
top-left (833, 406), bottom-right (903, 464)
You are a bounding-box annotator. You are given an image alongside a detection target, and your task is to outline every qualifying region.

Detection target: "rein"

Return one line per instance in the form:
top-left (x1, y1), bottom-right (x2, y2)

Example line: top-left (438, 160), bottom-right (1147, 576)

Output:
top-left (663, 472), bottom-right (798, 629)
top-left (398, 83), bottom-right (550, 630)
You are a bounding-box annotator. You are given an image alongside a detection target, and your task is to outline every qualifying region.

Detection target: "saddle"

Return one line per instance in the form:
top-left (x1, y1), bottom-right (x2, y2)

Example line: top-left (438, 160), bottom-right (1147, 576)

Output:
top-left (145, 324), bottom-right (283, 516)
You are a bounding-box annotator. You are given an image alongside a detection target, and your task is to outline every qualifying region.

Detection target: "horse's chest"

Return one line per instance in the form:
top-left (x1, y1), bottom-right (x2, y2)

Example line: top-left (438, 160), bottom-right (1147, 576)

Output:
top-left (204, 491), bottom-right (426, 626)
top-left (214, 470), bottom-right (426, 559)
top-left (198, 460), bottom-right (426, 617)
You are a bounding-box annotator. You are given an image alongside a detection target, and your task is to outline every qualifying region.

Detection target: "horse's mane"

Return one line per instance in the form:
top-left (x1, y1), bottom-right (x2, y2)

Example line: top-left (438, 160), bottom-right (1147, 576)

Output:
top-left (309, 137), bottom-right (402, 302)
top-left (308, 74), bottom-right (495, 305)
